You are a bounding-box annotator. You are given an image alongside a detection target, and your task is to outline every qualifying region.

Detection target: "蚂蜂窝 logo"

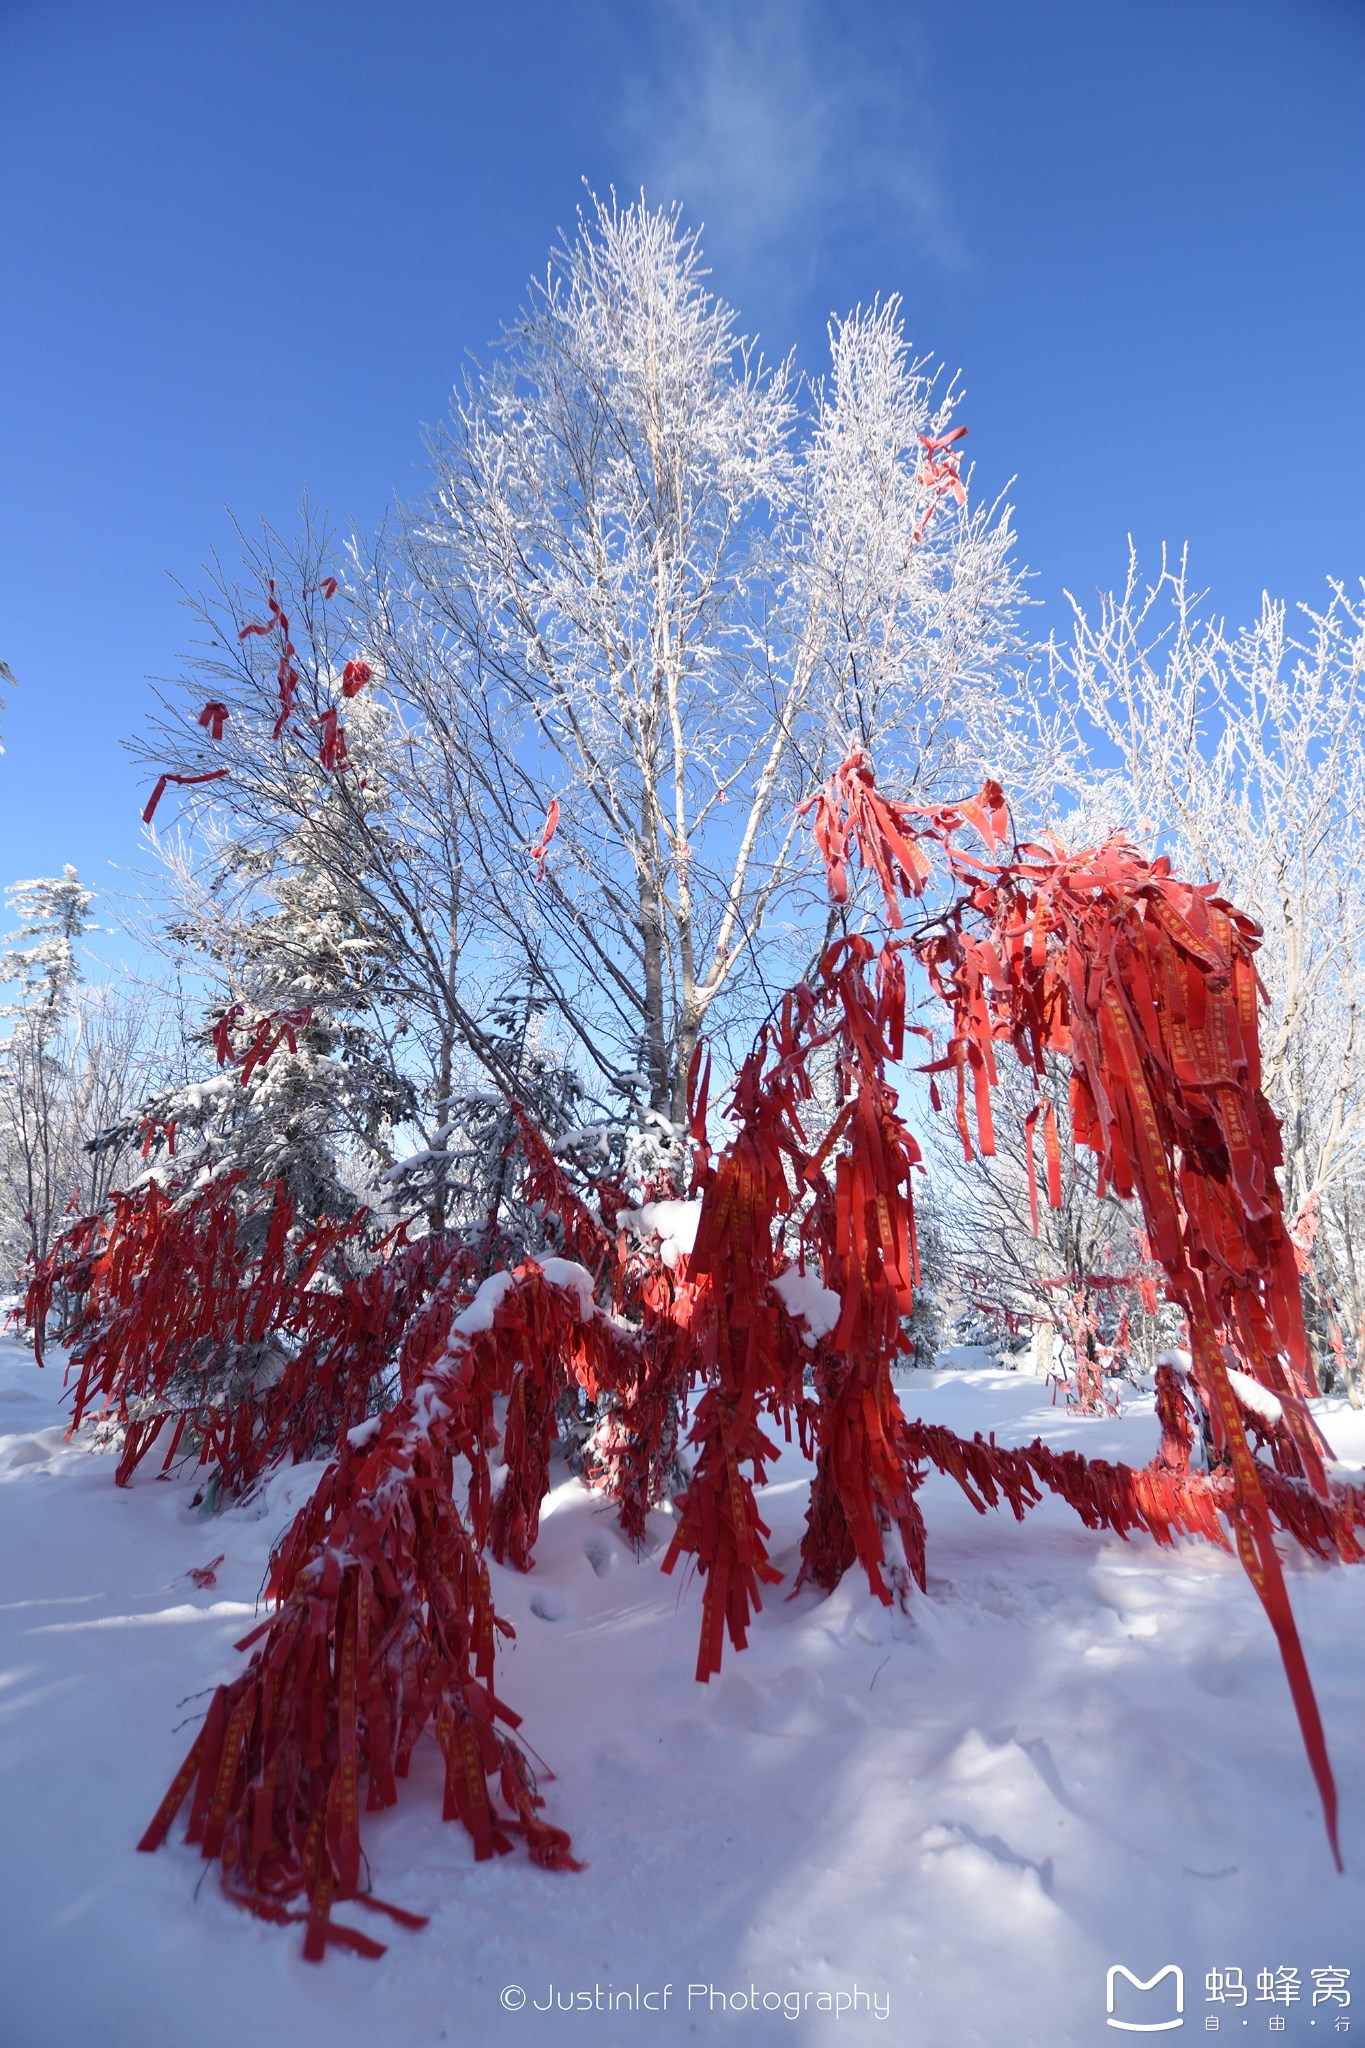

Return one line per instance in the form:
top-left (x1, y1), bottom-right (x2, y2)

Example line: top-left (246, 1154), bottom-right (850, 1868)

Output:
top-left (1107, 1965), bottom-right (1185, 2031)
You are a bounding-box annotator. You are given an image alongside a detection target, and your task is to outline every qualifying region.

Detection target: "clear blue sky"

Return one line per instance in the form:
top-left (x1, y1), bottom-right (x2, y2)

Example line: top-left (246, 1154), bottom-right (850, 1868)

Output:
top-left (3, 0), bottom-right (1363, 926)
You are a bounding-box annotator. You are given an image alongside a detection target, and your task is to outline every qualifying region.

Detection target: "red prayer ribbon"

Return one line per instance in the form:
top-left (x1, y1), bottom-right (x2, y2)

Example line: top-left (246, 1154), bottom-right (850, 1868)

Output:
top-left (529, 798), bottom-right (561, 880)
top-left (142, 769), bottom-right (228, 825)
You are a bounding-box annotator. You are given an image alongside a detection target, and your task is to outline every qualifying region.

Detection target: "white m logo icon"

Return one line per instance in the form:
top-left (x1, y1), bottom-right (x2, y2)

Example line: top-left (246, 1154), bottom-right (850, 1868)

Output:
top-left (1106, 1965), bottom-right (1185, 2031)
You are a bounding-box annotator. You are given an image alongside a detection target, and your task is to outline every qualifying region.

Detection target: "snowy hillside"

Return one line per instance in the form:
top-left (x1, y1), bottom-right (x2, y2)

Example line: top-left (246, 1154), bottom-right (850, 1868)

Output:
top-left (2, 1333), bottom-right (1361, 2047)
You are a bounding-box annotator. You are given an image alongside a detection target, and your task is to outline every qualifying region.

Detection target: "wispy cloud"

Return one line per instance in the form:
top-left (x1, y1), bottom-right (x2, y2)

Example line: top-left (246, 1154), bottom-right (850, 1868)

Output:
top-left (614, 0), bottom-right (964, 311)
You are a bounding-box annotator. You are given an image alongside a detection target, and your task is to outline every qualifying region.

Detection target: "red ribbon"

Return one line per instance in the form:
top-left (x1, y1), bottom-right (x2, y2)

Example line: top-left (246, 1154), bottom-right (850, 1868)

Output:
top-left (142, 769), bottom-right (228, 824)
top-left (912, 423), bottom-right (969, 538)
top-left (139, 1117), bottom-right (177, 1159)
top-left (529, 798), bottom-right (560, 880)
top-left (317, 709), bottom-right (348, 772)
top-left (238, 581), bottom-right (287, 641)
top-left (273, 652), bottom-right (299, 739)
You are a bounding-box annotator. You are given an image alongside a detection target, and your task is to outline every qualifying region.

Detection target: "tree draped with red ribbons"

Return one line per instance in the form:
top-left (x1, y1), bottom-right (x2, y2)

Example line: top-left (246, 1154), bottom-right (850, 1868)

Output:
top-left (28, 753), bottom-right (1365, 1957)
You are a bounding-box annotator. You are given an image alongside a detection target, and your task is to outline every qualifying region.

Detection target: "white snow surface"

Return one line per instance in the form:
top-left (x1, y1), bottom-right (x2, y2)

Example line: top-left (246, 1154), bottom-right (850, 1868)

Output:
top-left (2, 1332), bottom-right (1363, 2046)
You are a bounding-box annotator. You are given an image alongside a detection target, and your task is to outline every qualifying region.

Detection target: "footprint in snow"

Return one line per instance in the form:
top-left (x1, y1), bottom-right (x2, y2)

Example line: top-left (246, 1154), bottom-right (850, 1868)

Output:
top-left (1, 1438), bottom-right (52, 1470)
top-left (706, 1664), bottom-right (863, 1735)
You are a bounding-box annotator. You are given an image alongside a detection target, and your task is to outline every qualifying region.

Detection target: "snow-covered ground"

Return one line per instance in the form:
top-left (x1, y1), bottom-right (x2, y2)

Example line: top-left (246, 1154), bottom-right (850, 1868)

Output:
top-left (2, 1331), bottom-right (1362, 2047)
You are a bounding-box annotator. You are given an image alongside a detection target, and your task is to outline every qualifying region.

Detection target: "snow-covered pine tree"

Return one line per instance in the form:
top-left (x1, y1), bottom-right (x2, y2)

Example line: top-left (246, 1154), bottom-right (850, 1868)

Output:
top-left (45, 840), bottom-right (430, 1492)
top-left (58, 838), bottom-right (637, 1503)
top-left (121, 845), bottom-right (411, 1225)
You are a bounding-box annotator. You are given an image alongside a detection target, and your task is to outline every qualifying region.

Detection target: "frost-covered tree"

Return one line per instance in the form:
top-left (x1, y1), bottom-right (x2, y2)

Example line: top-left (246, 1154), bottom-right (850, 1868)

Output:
top-left (1046, 553), bottom-right (1365, 1390)
top-left (399, 196), bottom-right (1029, 1119)
top-left (930, 1055), bottom-right (1179, 1388)
top-left (136, 194), bottom-right (1029, 1147)
top-left (1, 869), bottom-right (92, 1034)
top-left (109, 193), bottom-right (1032, 1494)
top-left (0, 870), bottom-right (96, 1274)
top-left (0, 873), bottom-right (183, 1289)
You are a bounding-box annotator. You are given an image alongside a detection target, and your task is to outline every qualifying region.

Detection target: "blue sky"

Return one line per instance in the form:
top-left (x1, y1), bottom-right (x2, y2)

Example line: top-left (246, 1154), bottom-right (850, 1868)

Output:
top-left (3, 0), bottom-right (1363, 936)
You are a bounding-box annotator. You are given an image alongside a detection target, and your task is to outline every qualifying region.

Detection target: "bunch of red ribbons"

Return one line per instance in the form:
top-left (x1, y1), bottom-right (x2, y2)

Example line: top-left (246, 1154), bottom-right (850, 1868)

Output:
top-left (39, 749), bottom-right (1365, 1957)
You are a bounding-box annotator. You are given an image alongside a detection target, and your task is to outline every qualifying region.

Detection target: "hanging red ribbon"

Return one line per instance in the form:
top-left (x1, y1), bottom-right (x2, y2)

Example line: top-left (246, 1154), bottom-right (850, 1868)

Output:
top-left (142, 769), bottom-right (228, 825)
top-left (797, 751), bottom-right (934, 925)
top-left (912, 423), bottom-right (969, 539)
top-left (317, 709), bottom-right (348, 772)
top-left (273, 651), bottom-right (300, 739)
top-left (529, 798), bottom-right (561, 880)
top-left (213, 1005), bottom-right (315, 1083)
top-left (238, 581), bottom-right (287, 641)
